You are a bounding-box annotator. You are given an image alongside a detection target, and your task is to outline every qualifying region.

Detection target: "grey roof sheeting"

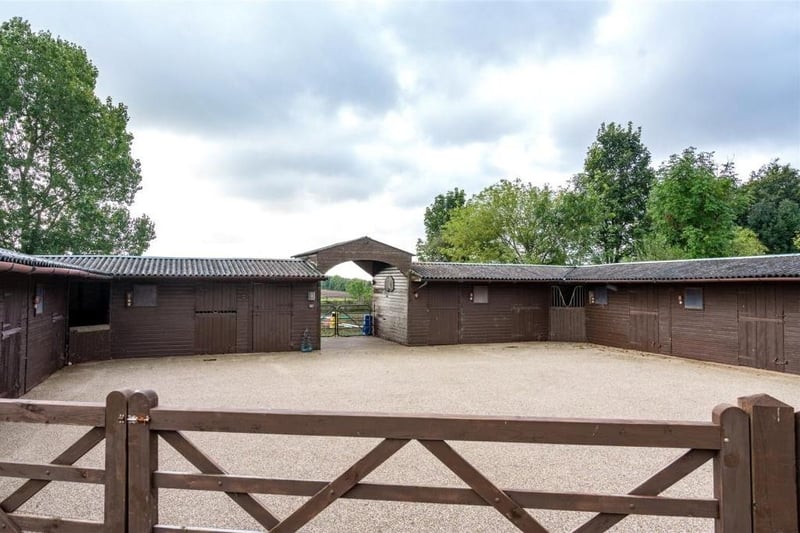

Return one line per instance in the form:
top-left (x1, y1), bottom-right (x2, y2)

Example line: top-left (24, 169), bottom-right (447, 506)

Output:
top-left (0, 247), bottom-right (106, 272)
top-left (564, 254), bottom-right (800, 282)
top-left (411, 262), bottom-right (571, 281)
top-left (412, 255), bottom-right (800, 283)
top-left (38, 255), bottom-right (325, 279)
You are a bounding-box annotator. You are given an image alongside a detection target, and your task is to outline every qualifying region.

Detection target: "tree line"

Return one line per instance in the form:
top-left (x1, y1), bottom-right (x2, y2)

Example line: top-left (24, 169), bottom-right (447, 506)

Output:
top-left (417, 122), bottom-right (799, 265)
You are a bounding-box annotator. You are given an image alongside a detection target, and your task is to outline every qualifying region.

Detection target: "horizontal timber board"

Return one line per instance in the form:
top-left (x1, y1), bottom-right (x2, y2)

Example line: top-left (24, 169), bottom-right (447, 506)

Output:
top-left (0, 400), bottom-right (105, 426)
top-left (154, 526), bottom-right (258, 533)
top-left (149, 409), bottom-right (721, 448)
top-left (8, 514), bottom-right (104, 533)
top-left (0, 462), bottom-right (104, 484)
top-left (153, 472), bottom-right (717, 517)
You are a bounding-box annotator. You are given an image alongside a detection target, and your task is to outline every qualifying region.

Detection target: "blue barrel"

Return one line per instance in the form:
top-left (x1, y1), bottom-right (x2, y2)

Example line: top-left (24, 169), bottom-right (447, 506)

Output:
top-left (362, 314), bottom-right (373, 336)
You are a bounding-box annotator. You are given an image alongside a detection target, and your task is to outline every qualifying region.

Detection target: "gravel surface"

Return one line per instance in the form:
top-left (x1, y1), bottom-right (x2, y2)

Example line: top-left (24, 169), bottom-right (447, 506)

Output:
top-left (2, 337), bottom-right (800, 532)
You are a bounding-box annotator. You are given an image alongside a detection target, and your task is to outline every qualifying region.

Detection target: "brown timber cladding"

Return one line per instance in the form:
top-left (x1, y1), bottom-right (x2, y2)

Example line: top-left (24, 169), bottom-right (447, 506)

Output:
top-left (584, 283), bottom-right (800, 373)
top-left (108, 279), bottom-right (319, 360)
top-left (23, 276), bottom-right (67, 392)
top-left (0, 274), bottom-right (26, 397)
top-left (373, 267), bottom-right (408, 344)
top-left (406, 283), bottom-right (548, 346)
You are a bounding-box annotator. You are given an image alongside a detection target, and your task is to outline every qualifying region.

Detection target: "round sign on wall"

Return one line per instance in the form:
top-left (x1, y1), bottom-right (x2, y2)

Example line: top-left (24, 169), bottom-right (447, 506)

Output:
top-left (385, 276), bottom-right (395, 292)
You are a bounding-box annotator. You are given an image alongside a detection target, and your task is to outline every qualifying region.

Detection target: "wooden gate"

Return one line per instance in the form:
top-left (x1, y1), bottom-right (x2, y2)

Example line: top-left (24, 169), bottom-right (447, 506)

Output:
top-left (1, 390), bottom-right (799, 532)
top-left (4, 390), bottom-right (797, 532)
top-left (629, 286), bottom-right (659, 352)
top-left (738, 285), bottom-right (785, 371)
top-left (427, 285), bottom-right (459, 345)
top-left (252, 284), bottom-right (292, 352)
top-left (195, 282), bottom-right (238, 354)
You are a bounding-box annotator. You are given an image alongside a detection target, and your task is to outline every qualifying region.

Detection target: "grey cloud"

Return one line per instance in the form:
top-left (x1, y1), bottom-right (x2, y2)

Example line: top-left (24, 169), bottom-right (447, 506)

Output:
top-left (553, 2), bottom-right (800, 173)
top-left (3, 3), bottom-right (398, 134)
top-left (213, 146), bottom-right (392, 208)
top-left (420, 103), bottom-right (528, 146)
top-left (385, 2), bottom-right (610, 63)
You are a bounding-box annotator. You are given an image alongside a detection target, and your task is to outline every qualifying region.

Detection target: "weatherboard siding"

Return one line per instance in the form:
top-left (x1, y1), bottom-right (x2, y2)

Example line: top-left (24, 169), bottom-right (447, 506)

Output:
top-left (586, 288), bottom-right (631, 348)
top-left (110, 280), bottom-right (196, 358)
top-left (24, 276), bottom-right (68, 392)
top-left (373, 267), bottom-right (408, 344)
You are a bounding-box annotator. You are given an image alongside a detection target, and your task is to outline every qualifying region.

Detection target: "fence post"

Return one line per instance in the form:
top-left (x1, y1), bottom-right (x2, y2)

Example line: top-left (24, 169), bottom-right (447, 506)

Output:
top-left (127, 390), bottom-right (159, 533)
top-left (105, 389), bottom-right (133, 533)
top-left (712, 404), bottom-right (751, 532)
top-left (738, 394), bottom-right (798, 533)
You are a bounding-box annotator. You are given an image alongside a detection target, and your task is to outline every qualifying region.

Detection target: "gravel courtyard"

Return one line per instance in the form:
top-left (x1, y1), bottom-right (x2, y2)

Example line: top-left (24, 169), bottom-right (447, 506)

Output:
top-left (2, 338), bottom-right (800, 532)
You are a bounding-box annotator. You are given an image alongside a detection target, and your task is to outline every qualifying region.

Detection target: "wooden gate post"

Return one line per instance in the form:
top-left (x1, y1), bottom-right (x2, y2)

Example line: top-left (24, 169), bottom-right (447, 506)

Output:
top-left (713, 404), bottom-right (752, 532)
top-left (127, 390), bottom-right (159, 533)
top-left (105, 389), bottom-right (133, 532)
top-left (738, 394), bottom-right (798, 533)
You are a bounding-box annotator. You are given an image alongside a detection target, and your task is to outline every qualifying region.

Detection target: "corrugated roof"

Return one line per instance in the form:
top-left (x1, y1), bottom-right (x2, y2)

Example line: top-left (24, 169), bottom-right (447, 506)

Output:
top-left (565, 254), bottom-right (800, 281)
top-left (0, 247), bottom-right (104, 272)
top-left (411, 255), bottom-right (800, 283)
top-left (411, 262), bottom-right (571, 281)
top-left (39, 255), bottom-right (325, 279)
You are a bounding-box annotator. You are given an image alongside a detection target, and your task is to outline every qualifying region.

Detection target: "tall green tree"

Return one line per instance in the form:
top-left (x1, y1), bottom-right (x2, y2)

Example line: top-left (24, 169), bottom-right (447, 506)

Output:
top-left (0, 18), bottom-right (154, 254)
top-left (740, 161), bottom-right (800, 254)
top-left (441, 179), bottom-right (570, 264)
top-left (572, 122), bottom-right (655, 263)
top-left (416, 187), bottom-right (465, 261)
top-left (646, 148), bottom-right (741, 258)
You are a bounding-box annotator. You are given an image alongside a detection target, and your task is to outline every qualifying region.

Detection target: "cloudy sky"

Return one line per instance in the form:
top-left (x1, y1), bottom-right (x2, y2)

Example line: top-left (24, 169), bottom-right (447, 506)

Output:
top-left (3, 1), bottom-right (799, 276)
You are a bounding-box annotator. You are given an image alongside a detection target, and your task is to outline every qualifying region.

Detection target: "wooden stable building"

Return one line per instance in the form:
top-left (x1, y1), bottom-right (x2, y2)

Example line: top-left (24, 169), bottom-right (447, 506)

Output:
top-left (0, 250), bottom-right (324, 397)
top-left (3, 236), bottom-right (800, 397)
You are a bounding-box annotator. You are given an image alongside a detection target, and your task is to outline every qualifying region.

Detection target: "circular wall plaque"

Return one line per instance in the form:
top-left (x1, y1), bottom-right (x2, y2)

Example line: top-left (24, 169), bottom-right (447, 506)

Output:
top-left (385, 275), bottom-right (395, 292)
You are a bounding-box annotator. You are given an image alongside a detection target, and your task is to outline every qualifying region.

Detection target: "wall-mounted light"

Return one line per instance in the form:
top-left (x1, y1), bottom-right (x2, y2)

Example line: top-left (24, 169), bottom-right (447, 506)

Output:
top-left (469, 292), bottom-right (474, 302)
top-left (125, 291), bottom-right (133, 308)
top-left (677, 294), bottom-right (684, 305)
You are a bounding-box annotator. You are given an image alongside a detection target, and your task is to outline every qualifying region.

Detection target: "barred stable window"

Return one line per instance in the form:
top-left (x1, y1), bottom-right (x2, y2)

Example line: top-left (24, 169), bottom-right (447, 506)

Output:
top-left (685, 288), bottom-right (703, 310)
top-left (589, 286), bottom-right (608, 305)
top-left (473, 285), bottom-right (489, 304)
top-left (133, 284), bottom-right (158, 307)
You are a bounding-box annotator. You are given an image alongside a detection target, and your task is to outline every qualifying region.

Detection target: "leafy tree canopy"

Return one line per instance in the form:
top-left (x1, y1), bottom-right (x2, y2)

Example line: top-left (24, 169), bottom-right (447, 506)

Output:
top-left (740, 160), bottom-right (800, 253)
top-left (441, 179), bottom-right (572, 264)
top-left (0, 17), bottom-right (155, 254)
top-left (647, 148), bottom-right (741, 258)
top-left (572, 122), bottom-right (655, 263)
top-left (416, 188), bottom-right (465, 261)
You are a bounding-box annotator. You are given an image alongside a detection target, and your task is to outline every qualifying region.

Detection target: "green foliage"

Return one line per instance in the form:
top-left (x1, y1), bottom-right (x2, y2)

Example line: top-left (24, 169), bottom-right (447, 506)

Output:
top-left (740, 161), bottom-right (800, 253)
top-left (0, 18), bottom-right (155, 254)
top-left (647, 148), bottom-right (739, 258)
top-left (416, 188), bottom-right (466, 261)
top-left (321, 275), bottom-right (349, 291)
top-left (731, 227), bottom-right (767, 256)
top-left (572, 122), bottom-right (655, 263)
top-left (441, 179), bottom-right (572, 264)
top-left (345, 278), bottom-right (372, 304)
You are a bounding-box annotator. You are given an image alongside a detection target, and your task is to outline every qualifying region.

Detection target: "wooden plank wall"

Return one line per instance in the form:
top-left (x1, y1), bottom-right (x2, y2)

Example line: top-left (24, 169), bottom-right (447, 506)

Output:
top-left (783, 285), bottom-right (800, 374)
top-left (0, 274), bottom-right (27, 397)
top-left (290, 282), bottom-right (320, 351)
top-left (671, 285), bottom-right (739, 366)
top-left (586, 288), bottom-right (631, 348)
top-left (549, 308), bottom-right (586, 341)
top-left (407, 283), bottom-right (548, 346)
top-left (373, 267), bottom-right (408, 344)
top-left (24, 276), bottom-right (68, 392)
top-left (110, 281), bottom-right (196, 358)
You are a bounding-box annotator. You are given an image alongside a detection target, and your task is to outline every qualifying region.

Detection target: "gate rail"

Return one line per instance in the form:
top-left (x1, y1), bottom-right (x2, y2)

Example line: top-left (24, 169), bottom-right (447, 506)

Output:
top-left (0, 391), bottom-right (797, 532)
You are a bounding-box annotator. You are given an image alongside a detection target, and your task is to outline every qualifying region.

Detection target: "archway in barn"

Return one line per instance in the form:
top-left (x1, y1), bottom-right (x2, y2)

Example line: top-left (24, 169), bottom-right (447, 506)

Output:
top-left (293, 236), bottom-right (413, 344)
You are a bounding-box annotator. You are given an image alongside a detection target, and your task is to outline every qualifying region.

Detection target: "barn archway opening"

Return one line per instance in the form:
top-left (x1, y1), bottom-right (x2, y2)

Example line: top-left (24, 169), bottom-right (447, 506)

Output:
top-left (292, 237), bottom-right (413, 344)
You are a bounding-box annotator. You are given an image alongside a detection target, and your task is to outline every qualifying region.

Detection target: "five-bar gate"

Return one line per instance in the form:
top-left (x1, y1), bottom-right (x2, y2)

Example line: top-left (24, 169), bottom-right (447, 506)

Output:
top-left (0, 390), bottom-right (797, 532)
